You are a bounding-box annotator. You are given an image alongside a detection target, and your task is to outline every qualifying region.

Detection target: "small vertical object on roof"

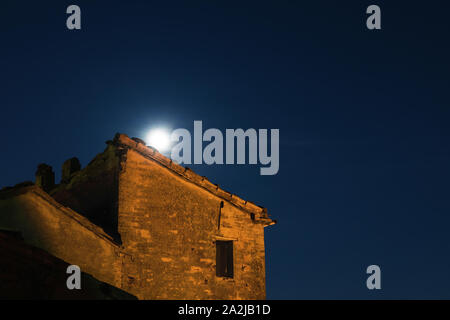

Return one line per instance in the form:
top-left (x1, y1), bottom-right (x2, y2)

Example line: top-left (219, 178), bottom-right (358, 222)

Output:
top-left (35, 163), bottom-right (55, 192)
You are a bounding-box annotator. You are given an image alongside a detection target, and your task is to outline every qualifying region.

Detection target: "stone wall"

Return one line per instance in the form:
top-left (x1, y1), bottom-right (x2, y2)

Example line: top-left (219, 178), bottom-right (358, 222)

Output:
top-left (51, 145), bottom-right (122, 242)
top-left (0, 230), bottom-right (136, 300)
top-left (0, 186), bottom-right (124, 289)
top-left (0, 133), bottom-right (274, 300)
top-left (118, 148), bottom-right (267, 299)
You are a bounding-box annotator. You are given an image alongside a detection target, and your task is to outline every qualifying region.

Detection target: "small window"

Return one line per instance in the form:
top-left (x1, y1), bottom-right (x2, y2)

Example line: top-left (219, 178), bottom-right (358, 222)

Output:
top-left (216, 240), bottom-right (233, 278)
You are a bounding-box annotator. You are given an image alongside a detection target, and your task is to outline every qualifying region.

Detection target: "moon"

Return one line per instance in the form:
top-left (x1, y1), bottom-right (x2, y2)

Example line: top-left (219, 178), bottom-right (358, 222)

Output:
top-left (145, 128), bottom-right (171, 153)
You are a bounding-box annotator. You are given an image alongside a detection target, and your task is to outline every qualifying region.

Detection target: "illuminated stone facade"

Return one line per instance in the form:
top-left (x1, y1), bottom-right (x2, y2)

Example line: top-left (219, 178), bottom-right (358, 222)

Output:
top-left (0, 134), bottom-right (275, 299)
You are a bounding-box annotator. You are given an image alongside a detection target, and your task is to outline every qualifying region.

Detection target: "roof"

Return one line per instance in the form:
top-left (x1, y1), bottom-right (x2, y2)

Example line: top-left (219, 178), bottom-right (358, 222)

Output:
top-left (113, 133), bottom-right (275, 226)
top-left (0, 185), bottom-right (121, 246)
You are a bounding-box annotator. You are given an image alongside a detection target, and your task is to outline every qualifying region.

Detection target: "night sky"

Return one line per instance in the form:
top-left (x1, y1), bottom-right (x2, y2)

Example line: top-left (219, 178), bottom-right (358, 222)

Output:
top-left (1, 1), bottom-right (450, 299)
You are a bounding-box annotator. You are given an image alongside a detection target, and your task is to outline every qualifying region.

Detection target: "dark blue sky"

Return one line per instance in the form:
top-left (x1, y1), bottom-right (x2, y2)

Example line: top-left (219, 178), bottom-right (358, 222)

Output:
top-left (1, 1), bottom-right (450, 299)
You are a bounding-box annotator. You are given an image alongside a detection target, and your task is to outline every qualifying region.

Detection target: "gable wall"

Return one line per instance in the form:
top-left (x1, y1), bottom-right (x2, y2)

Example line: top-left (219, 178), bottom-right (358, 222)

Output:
top-left (118, 148), bottom-right (266, 299)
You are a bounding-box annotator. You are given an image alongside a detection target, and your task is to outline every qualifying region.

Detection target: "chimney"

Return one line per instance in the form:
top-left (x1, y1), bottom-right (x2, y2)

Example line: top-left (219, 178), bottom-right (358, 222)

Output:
top-left (61, 157), bottom-right (81, 183)
top-left (35, 164), bottom-right (55, 192)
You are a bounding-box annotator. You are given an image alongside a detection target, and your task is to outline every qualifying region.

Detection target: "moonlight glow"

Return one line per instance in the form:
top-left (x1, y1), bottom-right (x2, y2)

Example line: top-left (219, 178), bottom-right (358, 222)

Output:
top-left (145, 128), bottom-right (171, 152)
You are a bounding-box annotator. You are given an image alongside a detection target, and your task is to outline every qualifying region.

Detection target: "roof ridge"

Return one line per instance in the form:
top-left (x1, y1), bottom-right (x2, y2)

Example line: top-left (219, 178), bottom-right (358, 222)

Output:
top-left (113, 133), bottom-right (272, 220)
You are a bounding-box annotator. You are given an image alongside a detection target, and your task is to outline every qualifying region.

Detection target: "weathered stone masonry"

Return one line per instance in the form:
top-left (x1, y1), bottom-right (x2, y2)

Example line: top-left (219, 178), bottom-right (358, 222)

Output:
top-left (0, 133), bottom-right (275, 299)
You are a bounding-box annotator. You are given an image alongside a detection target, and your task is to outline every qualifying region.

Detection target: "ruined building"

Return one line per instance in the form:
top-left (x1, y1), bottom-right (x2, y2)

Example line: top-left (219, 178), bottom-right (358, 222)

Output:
top-left (0, 133), bottom-right (275, 299)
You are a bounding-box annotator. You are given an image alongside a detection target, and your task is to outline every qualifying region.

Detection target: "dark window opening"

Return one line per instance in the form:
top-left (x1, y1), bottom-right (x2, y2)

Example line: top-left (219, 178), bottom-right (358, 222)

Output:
top-left (216, 240), bottom-right (234, 278)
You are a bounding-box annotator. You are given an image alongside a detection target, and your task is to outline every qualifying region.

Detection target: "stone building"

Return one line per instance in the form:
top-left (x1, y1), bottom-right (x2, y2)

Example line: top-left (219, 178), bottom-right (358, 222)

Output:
top-left (0, 133), bottom-right (275, 299)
